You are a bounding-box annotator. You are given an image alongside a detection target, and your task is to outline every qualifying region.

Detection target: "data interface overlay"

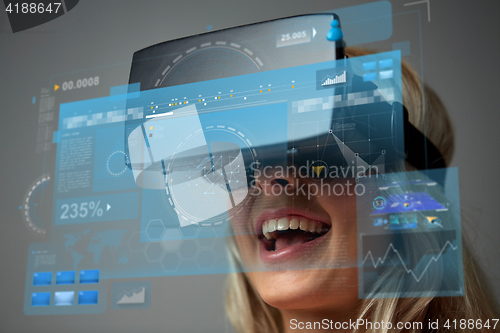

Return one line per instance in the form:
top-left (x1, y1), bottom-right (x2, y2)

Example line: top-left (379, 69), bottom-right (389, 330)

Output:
top-left (16, 1), bottom-right (471, 321)
top-left (357, 168), bottom-right (463, 298)
top-left (23, 50), bottom-right (456, 315)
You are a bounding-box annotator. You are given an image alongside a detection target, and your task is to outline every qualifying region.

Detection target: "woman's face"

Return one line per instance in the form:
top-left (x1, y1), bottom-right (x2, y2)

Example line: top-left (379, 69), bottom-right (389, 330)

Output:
top-left (230, 166), bottom-right (360, 311)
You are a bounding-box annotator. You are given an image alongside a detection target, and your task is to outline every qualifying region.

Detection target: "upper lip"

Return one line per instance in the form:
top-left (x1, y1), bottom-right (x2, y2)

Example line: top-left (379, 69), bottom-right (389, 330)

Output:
top-left (254, 207), bottom-right (331, 235)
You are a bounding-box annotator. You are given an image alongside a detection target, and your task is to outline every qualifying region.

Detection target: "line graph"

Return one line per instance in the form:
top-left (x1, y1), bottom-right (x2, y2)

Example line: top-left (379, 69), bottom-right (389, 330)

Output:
top-left (362, 240), bottom-right (457, 282)
top-left (116, 287), bottom-right (146, 305)
top-left (363, 237), bottom-right (458, 282)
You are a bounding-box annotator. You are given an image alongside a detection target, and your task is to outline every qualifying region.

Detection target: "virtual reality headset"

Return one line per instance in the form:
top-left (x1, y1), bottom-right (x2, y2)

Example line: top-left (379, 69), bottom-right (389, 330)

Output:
top-left (121, 14), bottom-right (445, 226)
top-left (124, 13), bottom-right (444, 184)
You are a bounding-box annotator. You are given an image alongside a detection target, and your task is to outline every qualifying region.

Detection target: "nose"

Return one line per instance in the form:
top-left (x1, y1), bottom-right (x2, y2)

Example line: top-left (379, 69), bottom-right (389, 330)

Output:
top-left (254, 166), bottom-right (297, 196)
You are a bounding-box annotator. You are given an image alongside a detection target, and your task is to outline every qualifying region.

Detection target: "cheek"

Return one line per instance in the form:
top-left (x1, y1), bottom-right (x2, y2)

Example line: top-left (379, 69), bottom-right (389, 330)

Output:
top-left (227, 202), bottom-right (263, 278)
top-left (229, 195), bottom-right (255, 236)
top-left (230, 215), bottom-right (260, 269)
top-left (233, 234), bottom-right (257, 264)
top-left (317, 189), bottom-right (357, 234)
top-left (314, 190), bottom-right (359, 269)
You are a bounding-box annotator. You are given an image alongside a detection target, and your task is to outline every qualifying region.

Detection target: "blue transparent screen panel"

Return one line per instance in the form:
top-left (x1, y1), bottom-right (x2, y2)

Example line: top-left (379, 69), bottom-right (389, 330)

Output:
top-left (356, 167), bottom-right (463, 298)
top-left (26, 52), bottom-right (408, 294)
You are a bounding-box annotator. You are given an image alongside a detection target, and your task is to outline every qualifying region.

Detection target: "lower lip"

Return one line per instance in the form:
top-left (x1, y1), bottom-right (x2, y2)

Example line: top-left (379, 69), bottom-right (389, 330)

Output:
top-left (259, 230), bottom-right (330, 264)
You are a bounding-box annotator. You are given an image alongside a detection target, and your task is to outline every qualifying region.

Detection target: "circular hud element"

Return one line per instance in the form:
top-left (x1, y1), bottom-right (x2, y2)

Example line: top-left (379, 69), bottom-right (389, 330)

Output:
top-left (153, 41), bottom-right (263, 88)
top-left (166, 125), bottom-right (256, 227)
top-left (107, 150), bottom-right (129, 176)
top-left (22, 175), bottom-right (52, 235)
top-left (309, 160), bottom-right (330, 180)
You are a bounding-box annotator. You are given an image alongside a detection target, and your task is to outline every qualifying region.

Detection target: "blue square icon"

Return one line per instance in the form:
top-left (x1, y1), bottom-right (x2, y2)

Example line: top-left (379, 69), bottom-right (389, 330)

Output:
top-left (379, 59), bottom-right (393, 69)
top-left (389, 214), bottom-right (399, 224)
top-left (363, 72), bottom-right (377, 82)
top-left (78, 290), bottom-right (98, 305)
top-left (33, 272), bottom-right (52, 286)
top-left (80, 270), bottom-right (99, 284)
top-left (379, 70), bottom-right (394, 80)
top-left (373, 218), bottom-right (383, 226)
top-left (56, 271), bottom-right (75, 285)
top-left (54, 291), bottom-right (74, 306)
top-left (31, 292), bottom-right (51, 307)
top-left (362, 61), bottom-right (376, 71)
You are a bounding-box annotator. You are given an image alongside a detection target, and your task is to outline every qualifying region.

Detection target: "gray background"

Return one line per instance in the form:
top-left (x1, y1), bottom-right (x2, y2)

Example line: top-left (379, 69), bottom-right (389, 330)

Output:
top-left (1, 0), bottom-right (499, 332)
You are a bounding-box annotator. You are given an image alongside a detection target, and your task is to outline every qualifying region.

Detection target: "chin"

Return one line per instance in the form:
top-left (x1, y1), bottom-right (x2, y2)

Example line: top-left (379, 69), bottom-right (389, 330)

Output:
top-left (247, 267), bottom-right (360, 311)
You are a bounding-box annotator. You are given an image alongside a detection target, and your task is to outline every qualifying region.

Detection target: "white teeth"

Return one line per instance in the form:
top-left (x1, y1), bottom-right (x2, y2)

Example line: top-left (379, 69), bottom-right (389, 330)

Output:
top-left (277, 217), bottom-right (289, 230)
top-left (261, 217), bottom-right (328, 236)
top-left (299, 219), bottom-right (308, 231)
top-left (268, 219), bottom-right (277, 232)
top-left (308, 221), bottom-right (317, 233)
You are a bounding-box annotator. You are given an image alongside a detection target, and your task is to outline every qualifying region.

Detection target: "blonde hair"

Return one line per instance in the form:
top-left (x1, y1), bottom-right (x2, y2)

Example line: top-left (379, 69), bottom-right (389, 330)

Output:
top-left (224, 48), bottom-right (499, 333)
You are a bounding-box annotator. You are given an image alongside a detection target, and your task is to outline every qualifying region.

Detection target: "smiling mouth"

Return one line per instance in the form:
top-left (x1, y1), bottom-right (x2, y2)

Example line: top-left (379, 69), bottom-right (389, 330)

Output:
top-left (259, 216), bottom-right (330, 252)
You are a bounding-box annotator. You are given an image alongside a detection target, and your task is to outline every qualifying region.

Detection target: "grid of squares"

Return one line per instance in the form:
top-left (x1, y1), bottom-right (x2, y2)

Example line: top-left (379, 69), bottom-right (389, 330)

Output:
top-left (362, 58), bottom-right (394, 82)
top-left (31, 270), bottom-right (100, 307)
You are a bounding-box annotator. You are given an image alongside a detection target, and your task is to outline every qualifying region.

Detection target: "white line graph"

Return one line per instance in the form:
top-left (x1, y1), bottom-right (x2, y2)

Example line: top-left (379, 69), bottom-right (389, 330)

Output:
top-left (362, 240), bottom-right (457, 282)
top-left (330, 132), bottom-right (385, 175)
top-left (116, 287), bottom-right (146, 305)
